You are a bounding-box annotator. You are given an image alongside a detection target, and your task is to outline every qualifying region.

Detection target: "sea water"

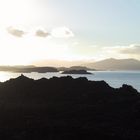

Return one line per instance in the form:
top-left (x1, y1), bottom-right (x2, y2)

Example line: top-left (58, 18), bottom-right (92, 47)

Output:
top-left (0, 71), bottom-right (139, 92)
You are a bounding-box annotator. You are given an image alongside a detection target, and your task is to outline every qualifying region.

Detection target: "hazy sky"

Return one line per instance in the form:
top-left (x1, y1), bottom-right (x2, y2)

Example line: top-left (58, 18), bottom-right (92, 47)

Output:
top-left (0, 0), bottom-right (140, 65)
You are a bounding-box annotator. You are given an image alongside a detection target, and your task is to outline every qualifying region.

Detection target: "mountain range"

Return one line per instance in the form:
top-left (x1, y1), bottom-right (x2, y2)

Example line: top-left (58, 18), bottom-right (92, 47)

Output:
top-left (84, 58), bottom-right (140, 71)
top-left (0, 58), bottom-right (139, 72)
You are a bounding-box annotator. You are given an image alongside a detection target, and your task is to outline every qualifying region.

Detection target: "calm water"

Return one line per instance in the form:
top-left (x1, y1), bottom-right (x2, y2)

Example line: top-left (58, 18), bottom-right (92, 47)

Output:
top-left (0, 71), bottom-right (140, 92)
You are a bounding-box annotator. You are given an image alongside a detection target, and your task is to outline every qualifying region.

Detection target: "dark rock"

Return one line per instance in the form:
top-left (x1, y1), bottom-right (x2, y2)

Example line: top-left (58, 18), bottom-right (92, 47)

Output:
top-left (0, 76), bottom-right (139, 139)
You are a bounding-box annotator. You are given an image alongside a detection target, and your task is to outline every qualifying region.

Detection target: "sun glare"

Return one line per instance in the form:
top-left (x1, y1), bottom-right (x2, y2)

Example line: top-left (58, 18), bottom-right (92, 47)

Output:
top-left (0, 72), bottom-right (19, 82)
top-left (0, 0), bottom-right (70, 66)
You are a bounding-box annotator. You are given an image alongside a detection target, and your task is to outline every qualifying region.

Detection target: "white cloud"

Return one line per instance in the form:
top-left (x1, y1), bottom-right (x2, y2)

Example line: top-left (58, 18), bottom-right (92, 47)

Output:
top-left (6, 26), bottom-right (74, 39)
top-left (95, 45), bottom-right (140, 60)
top-left (35, 29), bottom-right (50, 37)
top-left (51, 27), bottom-right (74, 38)
top-left (120, 44), bottom-right (140, 55)
top-left (7, 27), bottom-right (25, 37)
top-left (69, 43), bottom-right (140, 61)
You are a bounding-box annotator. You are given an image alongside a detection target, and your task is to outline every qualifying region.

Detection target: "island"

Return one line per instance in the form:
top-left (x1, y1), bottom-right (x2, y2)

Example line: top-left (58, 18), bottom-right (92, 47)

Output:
top-left (57, 66), bottom-right (96, 71)
top-left (16, 67), bottom-right (58, 73)
top-left (0, 66), bottom-right (58, 73)
top-left (0, 75), bottom-right (139, 139)
top-left (61, 69), bottom-right (92, 74)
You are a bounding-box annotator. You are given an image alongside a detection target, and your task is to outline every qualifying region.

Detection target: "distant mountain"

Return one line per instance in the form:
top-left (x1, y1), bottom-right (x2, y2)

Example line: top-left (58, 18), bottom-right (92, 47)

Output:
top-left (84, 58), bottom-right (140, 70)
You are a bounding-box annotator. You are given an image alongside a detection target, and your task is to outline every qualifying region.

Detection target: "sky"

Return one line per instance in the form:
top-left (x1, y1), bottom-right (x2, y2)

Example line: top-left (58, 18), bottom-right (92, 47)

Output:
top-left (0, 0), bottom-right (140, 66)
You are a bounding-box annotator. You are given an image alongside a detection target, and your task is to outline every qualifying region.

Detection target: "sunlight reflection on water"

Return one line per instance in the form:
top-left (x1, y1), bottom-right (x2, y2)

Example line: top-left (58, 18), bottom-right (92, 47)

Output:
top-left (0, 72), bottom-right (20, 82)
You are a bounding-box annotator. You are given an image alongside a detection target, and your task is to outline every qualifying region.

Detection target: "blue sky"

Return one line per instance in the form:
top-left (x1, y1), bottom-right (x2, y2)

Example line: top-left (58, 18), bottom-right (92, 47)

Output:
top-left (46, 0), bottom-right (140, 45)
top-left (0, 0), bottom-right (139, 66)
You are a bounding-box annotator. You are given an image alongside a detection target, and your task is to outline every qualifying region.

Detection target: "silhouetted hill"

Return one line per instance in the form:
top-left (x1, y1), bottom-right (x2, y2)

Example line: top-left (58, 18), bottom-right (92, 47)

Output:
top-left (85, 58), bottom-right (140, 70)
top-left (62, 69), bottom-right (92, 74)
top-left (0, 75), bottom-right (139, 139)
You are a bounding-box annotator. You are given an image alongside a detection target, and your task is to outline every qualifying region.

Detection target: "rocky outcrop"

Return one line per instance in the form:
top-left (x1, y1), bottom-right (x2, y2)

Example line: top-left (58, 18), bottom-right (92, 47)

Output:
top-left (0, 75), bottom-right (139, 139)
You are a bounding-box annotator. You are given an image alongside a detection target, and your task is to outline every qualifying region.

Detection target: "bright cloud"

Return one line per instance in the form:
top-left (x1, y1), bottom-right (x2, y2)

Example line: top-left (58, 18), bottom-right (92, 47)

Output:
top-left (6, 26), bottom-right (74, 39)
top-left (95, 45), bottom-right (140, 60)
top-left (120, 44), bottom-right (140, 55)
top-left (35, 29), bottom-right (50, 37)
top-left (7, 27), bottom-right (26, 37)
top-left (51, 27), bottom-right (74, 38)
top-left (68, 43), bottom-right (140, 61)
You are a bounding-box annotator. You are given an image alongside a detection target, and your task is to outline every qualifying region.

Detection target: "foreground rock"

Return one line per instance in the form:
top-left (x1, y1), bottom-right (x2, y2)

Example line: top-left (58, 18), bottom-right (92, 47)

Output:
top-left (62, 69), bottom-right (92, 74)
top-left (0, 75), bottom-right (139, 139)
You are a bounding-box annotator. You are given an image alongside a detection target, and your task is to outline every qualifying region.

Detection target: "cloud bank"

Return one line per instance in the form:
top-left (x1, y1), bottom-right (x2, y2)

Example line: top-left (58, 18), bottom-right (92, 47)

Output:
top-left (120, 44), bottom-right (140, 55)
